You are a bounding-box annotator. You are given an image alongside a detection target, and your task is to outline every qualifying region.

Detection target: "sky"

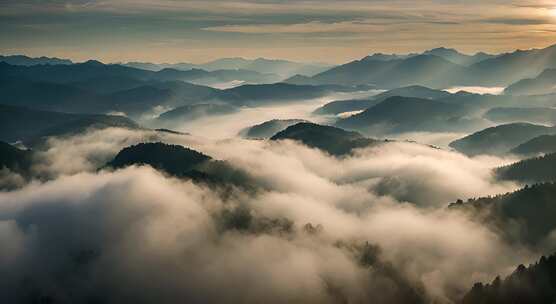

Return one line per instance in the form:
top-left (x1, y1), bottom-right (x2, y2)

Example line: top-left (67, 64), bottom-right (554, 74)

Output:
top-left (2, 0), bottom-right (556, 64)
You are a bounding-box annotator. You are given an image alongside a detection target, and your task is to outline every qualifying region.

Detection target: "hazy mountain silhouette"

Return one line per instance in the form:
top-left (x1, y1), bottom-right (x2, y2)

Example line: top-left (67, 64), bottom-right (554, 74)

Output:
top-left (373, 85), bottom-right (451, 101)
top-left (336, 96), bottom-right (473, 135)
top-left (240, 119), bottom-right (308, 139)
top-left (422, 47), bottom-right (494, 66)
top-left (469, 44), bottom-right (556, 86)
top-left (484, 107), bottom-right (556, 125)
top-left (462, 252), bottom-right (556, 304)
top-left (313, 86), bottom-right (452, 116)
top-left (313, 99), bottom-right (379, 115)
top-left (282, 74), bottom-right (328, 86)
top-left (270, 122), bottom-right (383, 156)
top-left (125, 57), bottom-right (331, 78)
top-left (157, 103), bottom-right (238, 122)
top-left (0, 54), bottom-right (72, 66)
top-left (449, 123), bottom-right (556, 156)
top-left (0, 104), bottom-right (138, 145)
top-left (311, 55), bottom-right (467, 88)
top-left (505, 69), bottom-right (556, 96)
top-left (212, 83), bottom-right (337, 106)
top-left (511, 135), bottom-right (556, 156)
top-left (286, 44), bottom-right (556, 87)
top-left (0, 61), bottom-right (277, 88)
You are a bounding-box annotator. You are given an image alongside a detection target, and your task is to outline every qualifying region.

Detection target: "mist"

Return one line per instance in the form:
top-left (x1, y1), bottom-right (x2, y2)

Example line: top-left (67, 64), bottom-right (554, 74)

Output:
top-left (0, 123), bottom-right (540, 303)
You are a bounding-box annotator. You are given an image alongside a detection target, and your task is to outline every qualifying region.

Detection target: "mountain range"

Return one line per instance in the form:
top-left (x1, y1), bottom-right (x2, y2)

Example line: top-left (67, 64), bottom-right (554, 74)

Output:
top-left (286, 44), bottom-right (556, 89)
top-left (124, 57), bottom-right (332, 79)
top-left (449, 123), bottom-right (556, 156)
top-left (0, 104), bottom-right (139, 145)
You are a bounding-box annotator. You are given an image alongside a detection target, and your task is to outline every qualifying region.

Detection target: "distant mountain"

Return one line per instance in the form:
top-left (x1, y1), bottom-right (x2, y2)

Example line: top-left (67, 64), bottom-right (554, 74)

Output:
top-left (461, 252), bottom-right (556, 304)
top-left (283, 44), bottom-right (556, 88)
top-left (484, 107), bottom-right (556, 125)
top-left (313, 99), bottom-right (379, 115)
top-left (336, 96), bottom-right (473, 135)
top-left (282, 74), bottom-right (326, 86)
top-left (240, 119), bottom-right (308, 139)
top-left (124, 61), bottom-right (195, 71)
top-left (469, 44), bottom-right (556, 86)
top-left (0, 61), bottom-right (278, 89)
top-left (449, 182), bottom-right (556, 246)
top-left (363, 53), bottom-right (413, 61)
top-left (310, 55), bottom-right (468, 88)
top-left (125, 57), bottom-right (332, 78)
top-left (212, 83), bottom-right (336, 106)
top-left (422, 47), bottom-right (494, 66)
top-left (496, 153), bottom-right (556, 183)
top-left (505, 69), bottom-right (556, 96)
top-left (0, 104), bottom-right (139, 145)
top-left (270, 122), bottom-right (383, 156)
top-left (156, 103), bottom-right (238, 122)
top-left (373, 85), bottom-right (451, 101)
top-left (511, 135), bottom-right (556, 156)
top-left (0, 54), bottom-right (72, 66)
top-left (361, 48), bottom-right (494, 66)
top-left (313, 86), bottom-right (452, 116)
top-left (0, 74), bottom-right (219, 118)
top-left (449, 123), bottom-right (556, 156)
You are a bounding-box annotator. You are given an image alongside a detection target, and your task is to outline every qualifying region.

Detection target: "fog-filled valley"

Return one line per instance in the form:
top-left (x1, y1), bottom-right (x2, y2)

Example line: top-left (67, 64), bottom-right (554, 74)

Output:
top-left (3, 34), bottom-right (556, 303)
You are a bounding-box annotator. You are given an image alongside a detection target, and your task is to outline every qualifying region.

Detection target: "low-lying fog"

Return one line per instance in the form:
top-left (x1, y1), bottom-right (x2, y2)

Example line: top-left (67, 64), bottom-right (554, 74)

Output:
top-left (163, 89), bottom-right (384, 139)
top-left (2, 90), bottom-right (548, 304)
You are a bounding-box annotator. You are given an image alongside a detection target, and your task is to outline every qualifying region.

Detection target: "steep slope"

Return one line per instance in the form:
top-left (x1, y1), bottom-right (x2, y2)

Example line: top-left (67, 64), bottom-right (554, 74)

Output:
top-left (461, 253), bottom-right (556, 304)
top-left (496, 153), bottom-right (556, 183)
top-left (106, 142), bottom-right (254, 188)
top-left (511, 134), bottom-right (556, 156)
top-left (449, 123), bottom-right (556, 156)
top-left (449, 183), bottom-right (556, 246)
top-left (106, 142), bottom-right (211, 177)
top-left (240, 119), bottom-right (308, 139)
top-left (270, 123), bottom-right (382, 156)
top-left (0, 141), bottom-right (32, 174)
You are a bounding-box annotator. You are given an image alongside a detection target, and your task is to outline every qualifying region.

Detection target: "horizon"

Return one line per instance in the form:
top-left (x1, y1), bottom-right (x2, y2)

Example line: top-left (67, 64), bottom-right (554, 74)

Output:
top-left (3, 42), bottom-right (556, 65)
top-left (3, 0), bottom-right (556, 64)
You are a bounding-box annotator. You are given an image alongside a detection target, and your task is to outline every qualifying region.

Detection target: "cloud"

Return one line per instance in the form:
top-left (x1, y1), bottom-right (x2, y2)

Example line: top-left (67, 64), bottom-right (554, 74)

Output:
top-left (0, 125), bottom-right (540, 302)
top-left (482, 17), bottom-right (553, 25)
